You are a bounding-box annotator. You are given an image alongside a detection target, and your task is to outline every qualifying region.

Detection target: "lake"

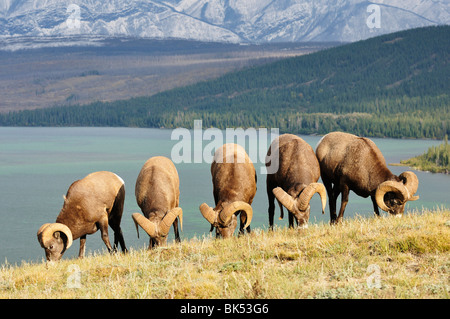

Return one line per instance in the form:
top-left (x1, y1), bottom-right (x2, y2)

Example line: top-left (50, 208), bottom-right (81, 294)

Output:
top-left (0, 127), bottom-right (448, 265)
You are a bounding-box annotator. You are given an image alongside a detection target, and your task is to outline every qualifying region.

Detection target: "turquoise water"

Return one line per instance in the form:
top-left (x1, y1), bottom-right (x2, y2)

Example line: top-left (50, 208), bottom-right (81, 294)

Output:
top-left (0, 127), bottom-right (448, 265)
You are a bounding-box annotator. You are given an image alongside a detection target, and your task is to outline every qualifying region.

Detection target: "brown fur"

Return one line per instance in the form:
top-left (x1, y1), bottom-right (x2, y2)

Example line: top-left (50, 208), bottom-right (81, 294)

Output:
top-left (316, 132), bottom-right (402, 223)
top-left (266, 134), bottom-right (321, 228)
top-left (49, 171), bottom-right (127, 260)
top-left (210, 144), bottom-right (257, 237)
top-left (135, 156), bottom-right (181, 247)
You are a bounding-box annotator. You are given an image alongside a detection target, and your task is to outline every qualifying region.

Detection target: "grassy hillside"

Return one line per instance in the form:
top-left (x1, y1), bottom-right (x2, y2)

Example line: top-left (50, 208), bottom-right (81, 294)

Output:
top-left (1, 26), bottom-right (448, 139)
top-left (1, 209), bottom-right (449, 299)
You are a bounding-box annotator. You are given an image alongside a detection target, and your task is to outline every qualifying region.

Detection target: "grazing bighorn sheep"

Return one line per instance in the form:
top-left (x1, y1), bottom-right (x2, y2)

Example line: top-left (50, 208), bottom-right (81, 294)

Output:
top-left (315, 132), bottom-right (419, 223)
top-left (266, 134), bottom-right (327, 229)
top-left (200, 143), bottom-right (255, 238)
top-left (132, 156), bottom-right (183, 248)
top-left (37, 171), bottom-right (127, 261)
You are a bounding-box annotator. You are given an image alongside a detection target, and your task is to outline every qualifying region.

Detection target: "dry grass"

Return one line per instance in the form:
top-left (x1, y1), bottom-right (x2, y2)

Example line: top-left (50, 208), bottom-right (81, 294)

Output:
top-left (1, 209), bottom-right (449, 299)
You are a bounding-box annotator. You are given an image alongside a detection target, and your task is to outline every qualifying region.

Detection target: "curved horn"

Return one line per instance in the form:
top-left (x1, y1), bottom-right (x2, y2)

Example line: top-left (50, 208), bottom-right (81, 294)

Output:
top-left (375, 181), bottom-right (409, 212)
top-left (37, 223), bottom-right (51, 240)
top-left (37, 223), bottom-right (51, 247)
top-left (132, 213), bottom-right (158, 238)
top-left (159, 207), bottom-right (183, 236)
top-left (37, 223), bottom-right (73, 249)
top-left (399, 171), bottom-right (419, 200)
top-left (297, 183), bottom-right (327, 214)
top-left (200, 203), bottom-right (218, 226)
top-left (219, 201), bottom-right (253, 229)
top-left (273, 187), bottom-right (296, 212)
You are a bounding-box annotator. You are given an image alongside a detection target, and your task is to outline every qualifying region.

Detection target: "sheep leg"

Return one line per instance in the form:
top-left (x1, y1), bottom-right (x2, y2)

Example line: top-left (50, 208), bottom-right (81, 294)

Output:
top-left (288, 211), bottom-right (295, 228)
top-left (113, 228), bottom-right (127, 253)
top-left (98, 217), bottom-right (113, 253)
top-left (173, 197), bottom-right (181, 242)
top-left (267, 185), bottom-right (276, 229)
top-left (239, 212), bottom-right (251, 235)
top-left (336, 185), bottom-right (349, 223)
top-left (323, 177), bottom-right (337, 223)
top-left (78, 235), bottom-right (86, 258)
top-left (370, 195), bottom-right (381, 217)
top-left (173, 218), bottom-right (181, 243)
top-left (109, 185), bottom-right (127, 253)
top-left (149, 238), bottom-right (156, 249)
top-left (109, 214), bottom-right (127, 253)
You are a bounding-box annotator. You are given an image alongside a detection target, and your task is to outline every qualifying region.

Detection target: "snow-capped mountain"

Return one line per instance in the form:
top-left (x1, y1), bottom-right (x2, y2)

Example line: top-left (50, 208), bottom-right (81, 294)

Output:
top-left (0, 0), bottom-right (448, 43)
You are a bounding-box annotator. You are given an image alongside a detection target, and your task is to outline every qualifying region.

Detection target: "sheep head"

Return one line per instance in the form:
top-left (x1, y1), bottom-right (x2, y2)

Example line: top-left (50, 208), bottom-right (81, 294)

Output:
top-left (132, 207), bottom-right (182, 247)
top-left (272, 183), bottom-right (327, 228)
top-left (37, 223), bottom-right (73, 261)
top-left (200, 201), bottom-right (253, 238)
top-left (375, 171), bottom-right (419, 217)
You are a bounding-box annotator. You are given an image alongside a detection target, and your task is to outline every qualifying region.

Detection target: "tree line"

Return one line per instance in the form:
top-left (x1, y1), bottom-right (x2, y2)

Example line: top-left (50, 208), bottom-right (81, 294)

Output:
top-left (401, 135), bottom-right (450, 173)
top-left (0, 26), bottom-right (448, 139)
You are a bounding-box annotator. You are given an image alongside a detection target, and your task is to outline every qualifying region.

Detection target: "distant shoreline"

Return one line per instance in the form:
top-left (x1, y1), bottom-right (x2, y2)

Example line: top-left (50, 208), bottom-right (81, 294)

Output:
top-left (390, 136), bottom-right (450, 174)
top-left (390, 162), bottom-right (449, 174)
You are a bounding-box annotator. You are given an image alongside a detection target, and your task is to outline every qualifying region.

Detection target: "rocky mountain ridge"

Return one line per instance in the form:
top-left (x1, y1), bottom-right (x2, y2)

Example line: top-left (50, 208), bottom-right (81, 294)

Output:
top-left (1, 0), bottom-right (448, 43)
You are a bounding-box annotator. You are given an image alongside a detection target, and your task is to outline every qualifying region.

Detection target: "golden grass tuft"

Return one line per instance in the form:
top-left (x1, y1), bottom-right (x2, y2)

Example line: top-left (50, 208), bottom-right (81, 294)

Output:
top-left (1, 209), bottom-right (449, 299)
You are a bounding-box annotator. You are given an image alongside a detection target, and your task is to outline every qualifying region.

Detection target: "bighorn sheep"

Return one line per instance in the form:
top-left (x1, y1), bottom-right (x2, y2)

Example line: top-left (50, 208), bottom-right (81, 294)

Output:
top-left (315, 132), bottom-right (419, 223)
top-left (266, 134), bottom-right (327, 229)
top-left (132, 156), bottom-right (183, 248)
top-left (200, 143), bottom-right (255, 238)
top-left (37, 171), bottom-right (127, 261)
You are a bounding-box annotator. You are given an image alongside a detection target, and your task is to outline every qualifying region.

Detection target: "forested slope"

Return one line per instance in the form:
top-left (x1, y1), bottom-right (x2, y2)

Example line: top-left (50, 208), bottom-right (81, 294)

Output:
top-left (1, 26), bottom-right (449, 139)
top-left (400, 135), bottom-right (450, 173)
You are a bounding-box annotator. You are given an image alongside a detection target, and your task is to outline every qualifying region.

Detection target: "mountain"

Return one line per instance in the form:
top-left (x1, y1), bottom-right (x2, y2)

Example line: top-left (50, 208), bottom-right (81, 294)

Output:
top-left (0, 0), bottom-right (448, 44)
top-left (2, 26), bottom-right (449, 139)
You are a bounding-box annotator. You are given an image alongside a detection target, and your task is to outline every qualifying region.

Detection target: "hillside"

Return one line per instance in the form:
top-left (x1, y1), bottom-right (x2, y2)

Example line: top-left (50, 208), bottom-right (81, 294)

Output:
top-left (0, 38), bottom-right (322, 112)
top-left (1, 209), bottom-right (449, 299)
top-left (1, 26), bottom-right (449, 139)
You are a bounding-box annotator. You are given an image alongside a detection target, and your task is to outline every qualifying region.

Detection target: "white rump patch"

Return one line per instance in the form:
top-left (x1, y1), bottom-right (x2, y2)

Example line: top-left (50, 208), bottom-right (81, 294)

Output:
top-left (114, 173), bottom-right (125, 185)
